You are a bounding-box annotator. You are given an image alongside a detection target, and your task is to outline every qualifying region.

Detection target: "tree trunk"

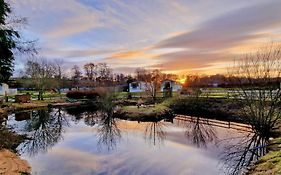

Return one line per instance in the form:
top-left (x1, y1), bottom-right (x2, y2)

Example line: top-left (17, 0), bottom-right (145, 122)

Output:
top-left (38, 90), bottom-right (44, 101)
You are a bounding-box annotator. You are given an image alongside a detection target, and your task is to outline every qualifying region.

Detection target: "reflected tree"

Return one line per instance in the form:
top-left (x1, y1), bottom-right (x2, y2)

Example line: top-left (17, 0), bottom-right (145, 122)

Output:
top-left (177, 117), bottom-right (217, 148)
top-left (19, 108), bottom-right (69, 156)
top-left (84, 111), bottom-right (99, 127)
top-left (221, 133), bottom-right (267, 175)
top-left (97, 111), bottom-right (121, 151)
top-left (96, 92), bottom-right (121, 150)
top-left (144, 121), bottom-right (167, 146)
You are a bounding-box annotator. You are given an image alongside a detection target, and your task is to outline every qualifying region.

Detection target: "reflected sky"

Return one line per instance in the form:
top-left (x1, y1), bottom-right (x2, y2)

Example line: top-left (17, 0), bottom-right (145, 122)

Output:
top-left (6, 108), bottom-right (255, 175)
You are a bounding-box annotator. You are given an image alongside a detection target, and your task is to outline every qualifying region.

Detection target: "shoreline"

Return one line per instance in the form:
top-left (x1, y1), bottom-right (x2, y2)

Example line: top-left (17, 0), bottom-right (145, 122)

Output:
top-left (0, 149), bottom-right (31, 175)
top-left (248, 137), bottom-right (281, 175)
top-left (0, 100), bottom-right (83, 116)
top-left (114, 104), bottom-right (174, 121)
top-left (1, 97), bottom-right (280, 174)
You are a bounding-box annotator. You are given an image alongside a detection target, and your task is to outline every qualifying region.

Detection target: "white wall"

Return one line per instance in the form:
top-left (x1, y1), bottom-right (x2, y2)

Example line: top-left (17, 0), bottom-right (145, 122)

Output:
top-left (0, 83), bottom-right (17, 96)
top-left (160, 81), bottom-right (182, 92)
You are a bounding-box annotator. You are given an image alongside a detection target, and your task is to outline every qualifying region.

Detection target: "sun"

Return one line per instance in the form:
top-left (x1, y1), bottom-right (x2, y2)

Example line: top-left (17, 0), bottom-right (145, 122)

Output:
top-left (178, 78), bottom-right (186, 84)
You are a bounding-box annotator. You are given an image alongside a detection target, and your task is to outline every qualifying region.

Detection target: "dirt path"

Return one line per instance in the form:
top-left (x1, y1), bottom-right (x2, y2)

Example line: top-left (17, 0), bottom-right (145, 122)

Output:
top-left (0, 149), bottom-right (30, 175)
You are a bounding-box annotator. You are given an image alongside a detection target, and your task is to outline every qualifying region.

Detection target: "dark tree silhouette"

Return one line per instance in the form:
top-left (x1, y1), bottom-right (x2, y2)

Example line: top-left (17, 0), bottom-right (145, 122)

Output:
top-left (0, 0), bottom-right (19, 83)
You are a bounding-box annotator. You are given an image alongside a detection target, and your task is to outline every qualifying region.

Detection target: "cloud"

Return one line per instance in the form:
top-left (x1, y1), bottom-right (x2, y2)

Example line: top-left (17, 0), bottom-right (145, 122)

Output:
top-left (156, 0), bottom-right (281, 50)
top-left (9, 0), bottom-right (281, 75)
top-left (41, 48), bottom-right (112, 58)
top-left (153, 51), bottom-right (231, 71)
top-left (9, 0), bottom-right (103, 38)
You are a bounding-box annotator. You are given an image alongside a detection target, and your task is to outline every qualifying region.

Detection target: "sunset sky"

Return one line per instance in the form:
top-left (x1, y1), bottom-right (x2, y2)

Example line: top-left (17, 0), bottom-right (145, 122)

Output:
top-left (9, 0), bottom-right (281, 75)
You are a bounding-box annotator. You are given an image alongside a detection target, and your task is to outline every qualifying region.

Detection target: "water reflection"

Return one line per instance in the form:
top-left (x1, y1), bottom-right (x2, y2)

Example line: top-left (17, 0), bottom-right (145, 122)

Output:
top-left (19, 108), bottom-right (69, 156)
top-left (84, 111), bottom-right (99, 127)
top-left (143, 121), bottom-right (167, 146)
top-left (176, 116), bottom-right (217, 148)
top-left (6, 107), bottom-right (274, 175)
top-left (97, 112), bottom-right (121, 151)
top-left (221, 133), bottom-right (268, 175)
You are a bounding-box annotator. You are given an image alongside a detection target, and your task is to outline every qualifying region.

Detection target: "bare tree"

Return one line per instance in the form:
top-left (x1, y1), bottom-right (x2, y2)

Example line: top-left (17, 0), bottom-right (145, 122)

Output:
top-left (54, 59), bottom-right (64, 93)
top-left (83, 62), bottom-right (96, 81)
top-left (96, 63), bottom-right (113, 85)
top-left (24, 58), bottom-right (57, 100)
top-left (135, 68), bottom-right (163, 100)
top-left (228, 43), bottom-right (281, 137)
top-left (71, 65), bottom-right (82, 89)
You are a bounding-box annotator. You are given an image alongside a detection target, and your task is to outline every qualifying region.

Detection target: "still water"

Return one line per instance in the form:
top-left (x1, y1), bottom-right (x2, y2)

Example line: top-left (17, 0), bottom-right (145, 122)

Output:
top-left (6, 107), bottom-right (264, 175)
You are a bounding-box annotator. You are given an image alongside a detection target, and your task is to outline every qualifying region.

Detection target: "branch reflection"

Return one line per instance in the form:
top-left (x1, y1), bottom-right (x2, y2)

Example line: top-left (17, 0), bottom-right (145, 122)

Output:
top-left (176, 116), bottom-right (218, 148)
top-left (97, 111), bottom-right (121, 151)
top-left (19, 108), bottom-right (69, 156)
top-left (143, 121), bottom-right (167, 146)
top-left (221, 133), bottom-right (268, 175)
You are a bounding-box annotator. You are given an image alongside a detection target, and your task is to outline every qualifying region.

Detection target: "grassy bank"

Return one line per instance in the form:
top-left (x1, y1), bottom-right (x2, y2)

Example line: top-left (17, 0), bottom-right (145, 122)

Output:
top-left (0, 99), bottom-right (82, 116)
top-left (115, 102), bottom-right (174, 121)
top-left (249, 138), bottom-right (281, 175)
top-left (168, 97), bottom-right (244, 123)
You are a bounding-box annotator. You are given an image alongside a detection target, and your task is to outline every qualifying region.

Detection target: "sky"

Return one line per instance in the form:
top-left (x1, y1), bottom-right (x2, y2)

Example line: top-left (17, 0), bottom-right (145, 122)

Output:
top-left (8, 0), bottom-right (281, 75)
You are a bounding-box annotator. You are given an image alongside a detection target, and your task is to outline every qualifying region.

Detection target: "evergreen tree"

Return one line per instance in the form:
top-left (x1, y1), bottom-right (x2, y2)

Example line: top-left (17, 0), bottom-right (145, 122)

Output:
top-left (0, 0), bottom-right (20, 83)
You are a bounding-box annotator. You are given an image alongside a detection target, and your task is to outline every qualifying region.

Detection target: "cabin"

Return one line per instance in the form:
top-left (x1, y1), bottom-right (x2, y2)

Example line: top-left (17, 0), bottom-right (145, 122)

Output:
top-left (128, 81), bottom-right (151, 93)
top-left (160, 79), bottom-right (182, 92)
top-left (0, 83), bottom-right (17, 96)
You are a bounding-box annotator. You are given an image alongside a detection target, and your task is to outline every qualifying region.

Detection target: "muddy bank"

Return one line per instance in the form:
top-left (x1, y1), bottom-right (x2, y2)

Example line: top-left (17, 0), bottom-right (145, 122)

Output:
top-left (0, 149), bottom-right (31, 175)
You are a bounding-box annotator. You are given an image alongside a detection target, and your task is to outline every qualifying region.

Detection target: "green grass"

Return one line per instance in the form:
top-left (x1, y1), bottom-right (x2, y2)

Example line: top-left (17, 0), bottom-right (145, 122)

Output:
top-left (250, 137), bottom-right (281, 175)
top-left (114, 91), bottom-right (180, 99)
top-left (122, 104), bottom-right (168, 114)
top-left (118, 101), bottom-right (171, 119)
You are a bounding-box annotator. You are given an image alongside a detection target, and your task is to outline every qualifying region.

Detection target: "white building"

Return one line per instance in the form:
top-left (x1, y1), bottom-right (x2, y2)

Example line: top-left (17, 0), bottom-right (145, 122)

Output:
top-left (160, 79), bottom-right (182, 92)
top-left (128, 81), bottom-right (152, 93)
top-left (0, 83), bottom-right (17, 96)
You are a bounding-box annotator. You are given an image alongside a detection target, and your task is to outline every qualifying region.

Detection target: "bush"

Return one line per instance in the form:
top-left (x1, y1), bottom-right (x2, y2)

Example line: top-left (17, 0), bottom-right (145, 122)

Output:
top-left (66, 90), bottom-right (85, 99)
top-left (84, 91), bottom-right (100, 99)
top-left (66, 90), bottom-right (101, 99)
top-left (93, 87), bottom-right (108, 97)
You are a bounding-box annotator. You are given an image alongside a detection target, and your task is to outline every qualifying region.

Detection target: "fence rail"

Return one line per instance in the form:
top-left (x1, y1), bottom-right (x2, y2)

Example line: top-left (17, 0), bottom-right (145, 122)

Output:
top-left (175, 115), bottom-right (253, 133)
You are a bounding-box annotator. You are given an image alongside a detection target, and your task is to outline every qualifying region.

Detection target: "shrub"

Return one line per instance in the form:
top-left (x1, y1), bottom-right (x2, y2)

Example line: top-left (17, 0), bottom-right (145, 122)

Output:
top-left (66, 90), bottom-right (101, 99)
top-left (84, 90), bottom-right (100, 99)
top-left (94, 87), bottom-right (108, 97)
top-left (66, 90), bottom-right (85, 99)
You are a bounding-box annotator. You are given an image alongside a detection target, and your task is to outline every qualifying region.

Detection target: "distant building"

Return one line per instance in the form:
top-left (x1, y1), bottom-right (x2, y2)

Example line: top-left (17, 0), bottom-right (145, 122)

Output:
top-left (160, 79), bottom-right (182, 92)
top-left (0, 83), bottom-right (17, 96)
top-left (128, 81), bottom-right (152, 93)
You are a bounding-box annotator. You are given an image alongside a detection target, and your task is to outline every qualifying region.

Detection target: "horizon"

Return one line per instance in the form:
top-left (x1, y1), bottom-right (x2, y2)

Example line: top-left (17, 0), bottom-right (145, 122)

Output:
top-left (8, 0), bottom-right (281, 76)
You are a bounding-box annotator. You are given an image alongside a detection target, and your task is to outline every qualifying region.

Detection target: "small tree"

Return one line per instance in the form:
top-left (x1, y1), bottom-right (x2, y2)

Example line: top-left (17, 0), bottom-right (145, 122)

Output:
top-left (84, 62), bottom-right (96, 81)
top-left (24, 58), bottom-right (57, 100)
top-left (228, 43), bottom-right (281, 137)
top-left (71, 65), bottom-right (82, 89)
top-left (96, 63), bottom-right (113, 85)
top-left (135, 68), bottom-right (163, 100)
top-left (54, 59), bottom-right (64, 94)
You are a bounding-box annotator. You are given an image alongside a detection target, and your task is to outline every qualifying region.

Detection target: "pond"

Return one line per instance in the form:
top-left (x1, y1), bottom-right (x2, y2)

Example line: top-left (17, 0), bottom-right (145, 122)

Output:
top-left (4, 107), bottom-right (267, 175)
